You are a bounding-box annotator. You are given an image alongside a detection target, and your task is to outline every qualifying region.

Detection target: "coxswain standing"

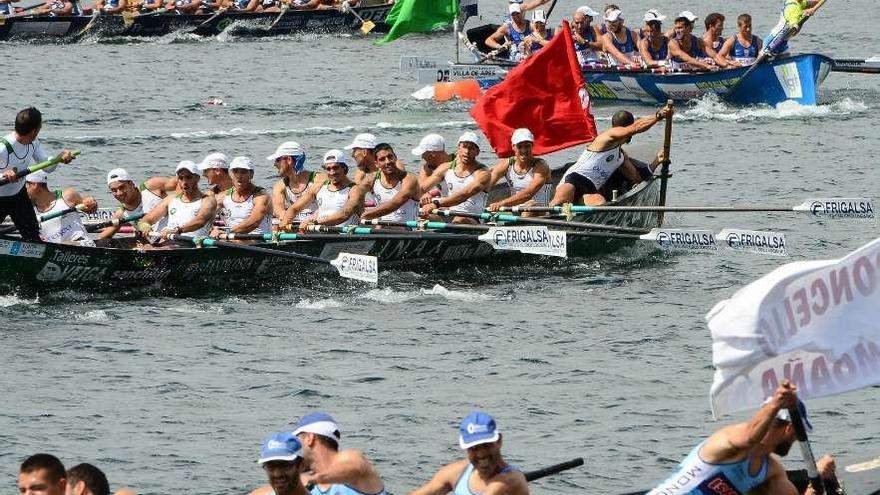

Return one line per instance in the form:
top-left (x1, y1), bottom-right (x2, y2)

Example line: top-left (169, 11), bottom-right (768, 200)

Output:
top-left (486, 128), bottom-right (551, 216)
top-left (0, 107), bottom-right (76, 241)
top-left (199, 152), bottom-right (233, 195)
top-left (637, 10), bottom-right (670, 68)
top-left (602, 9), bottom-right (640, 66)
top-left (250, 432), bottom-right (309, 495)
top-left (25, 170), bottom-right (98, 246)
top-left (268, 141), bottom-right (326, 226)
top-left (137, 161), bottom-right (216, 243)
top-left (98, 167), bottom-right (174, 239)
top-left (571, 6), bottom-right (604, 66)
top-left (485, 3), bottom-right (532, 63)
top-left (550, 104), bottom-right (672, 206)
top-left (409, 412), bottom-right (529, 495)
top-left (419, 132), bottom-right (491, 225)
top-left (763, 0), bottom-right (822, 57)
top-left (361, 143), bottom-right (420, 223)
top-left (718, 14), bottom-right (762, 66)
top-left (212, 156), bottom-right (271, 237)
top-left (411, 134), bottom-right (453, 201)
top-left (280, 150), bottom-right (366, 231)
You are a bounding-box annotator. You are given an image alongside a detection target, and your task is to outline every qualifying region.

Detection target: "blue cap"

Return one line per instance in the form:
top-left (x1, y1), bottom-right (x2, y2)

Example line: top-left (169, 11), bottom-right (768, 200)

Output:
top-left (776, 399), bottom-right (813, 433)
top-left (459, 411), bottom-right (500, 449)
top-left (292, 412), bottom-right (341, 441)
top-left (258, 432), bottom-right (302, 464)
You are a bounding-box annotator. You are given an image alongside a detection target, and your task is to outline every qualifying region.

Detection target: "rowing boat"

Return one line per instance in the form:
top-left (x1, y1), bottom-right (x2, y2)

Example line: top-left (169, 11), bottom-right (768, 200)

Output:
top-left (0, 2), bottom-right (392, 40)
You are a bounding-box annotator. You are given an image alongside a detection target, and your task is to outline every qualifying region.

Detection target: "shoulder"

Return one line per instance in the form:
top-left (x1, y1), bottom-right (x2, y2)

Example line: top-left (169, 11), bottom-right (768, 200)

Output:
top-left (485, 469), bottom-right (528, 495)
top-left (434, 459), bottom-right (470, 483)
top-left (247, 485), bottom-right (274, 495)
top-left (272, 179), bottom-right (286, 192)
top-left (61, 187), bottom-right (82, 204)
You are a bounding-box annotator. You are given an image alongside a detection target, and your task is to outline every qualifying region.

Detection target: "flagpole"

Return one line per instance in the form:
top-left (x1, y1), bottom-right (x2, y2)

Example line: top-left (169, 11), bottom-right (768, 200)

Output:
top-left (454, 16), bottom-right (460, 64)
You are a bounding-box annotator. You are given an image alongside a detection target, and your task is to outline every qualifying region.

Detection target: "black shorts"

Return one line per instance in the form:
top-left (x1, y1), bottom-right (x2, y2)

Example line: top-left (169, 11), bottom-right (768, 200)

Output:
top-left (0, 187), bottom-right (40, 240)
top-left (563, 172), bottom-right (598, 198)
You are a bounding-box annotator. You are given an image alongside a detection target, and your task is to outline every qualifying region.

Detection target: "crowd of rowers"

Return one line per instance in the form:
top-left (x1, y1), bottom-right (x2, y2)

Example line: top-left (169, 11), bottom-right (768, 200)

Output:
top-left (20, 104), bottom-right (673, 248)
top-left (0, 0), bottom-right (357, 18)
top-left (486, 2), bottom-right (779, 71)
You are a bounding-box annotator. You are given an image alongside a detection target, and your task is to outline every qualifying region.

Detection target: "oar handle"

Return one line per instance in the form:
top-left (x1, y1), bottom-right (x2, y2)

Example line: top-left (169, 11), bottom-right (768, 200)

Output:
top-left (787, 405), bottom-right (832, 495)
top-left (0, 149), bottom-right (81, 186)
top-left (524, 457), bottom-right (583, 482)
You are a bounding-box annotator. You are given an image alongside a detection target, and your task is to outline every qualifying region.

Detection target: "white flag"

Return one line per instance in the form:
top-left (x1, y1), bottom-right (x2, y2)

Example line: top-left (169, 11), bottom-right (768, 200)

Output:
top-left (706, 237), bottom-right (880, 418)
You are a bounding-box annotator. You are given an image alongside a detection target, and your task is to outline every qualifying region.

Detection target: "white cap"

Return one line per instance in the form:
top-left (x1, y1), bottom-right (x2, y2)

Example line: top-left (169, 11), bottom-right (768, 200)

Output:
top-left (176, 160), bottom-right (200, 175)
top-left (106, 168), bottom-right (132, 186)
top-left (576, 5), bottom-right (599, 17)
top-left (604, 9), bottom-right (623, 21)
top-left (511, 128), bottom-right (534, 145)
top-left (532, 9), bottom-right (546, 23)
top-left (344, 133), bottom-right (377, 150)
top-left (644, 9), bottom-right (666, 22)
top-left (199, 152), bottom-right (229, 171)
top-left (457, 131), bottom-right (480, 148)
top-left (323, 149), bottom-right (350, 166)
top-left (412, 134), bottom-right (446, 156)
top-left (229, 156), bottom-right (255, 171)
top-left (678, 10), bottom-right (698, 22)
top-left (508, 3), bottom-right (521, 14)
top-left (26, 170), bottom-right (48, 184)
top-left (266, 141), bottom-right (304, 161)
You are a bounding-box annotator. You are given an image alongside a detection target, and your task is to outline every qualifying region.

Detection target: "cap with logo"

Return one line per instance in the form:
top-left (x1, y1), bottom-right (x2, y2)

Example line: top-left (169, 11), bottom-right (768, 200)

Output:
top-left (511, 128), bottom-right (534, 145)
top-left (644, 9), bottom-right (666, 22)
top-left (200, 152), bottom-right (230, 171)
top-left (532, 9), bottom-right (546, 23)
top-left (508, 2), bottom-right (521, 14)
top-left (775, 399), bottom-right (813, 433)
top-left (323, 149), bottom-right (350, 168)
top-left (412, 134), bottom-right (446, 156)
top-left (266, 141), bottom-right (305, 161)
top-left (26, 170), bottom-right (48, 184)
top-left (576, 5), bottom-right (599, 17)
top-left (258, 432), bottom-right (302, 465)
top-left (678, 10), bottom-right (698, 22)
top-left (106, 168), bottom-right (131, 186)
top-left (459, 411), bottom-right (500, 449)
top-left (344, 133), bottom-right (377, 151)
top-left (292, 411), bottom-right (342, 441)
top-left (229, 156), bottom-right (256, 171)
top-left (457, 131), bottom-right (481, 148)
top-left (604, 9), bottom-right (623, 22)
top-left (176, 160), bottom-right (200, 175)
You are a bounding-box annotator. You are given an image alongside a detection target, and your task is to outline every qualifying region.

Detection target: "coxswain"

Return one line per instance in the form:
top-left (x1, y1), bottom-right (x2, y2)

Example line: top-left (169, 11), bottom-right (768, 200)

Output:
top-left (136, 161), bottom-right (216, 243)
top-left (571, 5), bottom-right (604, 66)
top-left (199, 152), bottom-right (233, 195)
top-left (35, 0), bottom-right (73, 15)
top-left (361, 143), bottom-right (420, 223)
top-left (97, 168), bottom-right (174, 239)
top-left (485, 3), bottom-right (532, 63)
top-left (1, 107), bottom-right (76, 241)
top-left (19, 454), bottom-right (67, 495)
top-left (601, 9), bottom-right (640, 66)
top-left (419, 132), bottom-right (491, 225)
top-left (668, 12), bottom-right (727, 71)
top-left (94, 0), bottom-right (126, 14)
top-left (411, 133), bottom-right (453, 199)
top-left (550, 104), bottom-right (672, 206)
top-left (409, 412), bottom-right (528, 495)
top-left (24, 171), bottom-right (97, 246)
top-left (268, 141), bottom-right (326, 225)
top-left (718, 14), bottom-right (762, 66)
top-left (647, 382), bottom-right (837, 495)
top-left (248, 432), bottom-right (309, 495)
top-left (763, 0), bottom-right (822, 57)
top-left (702, 12), bottom-right (726, 53)
top-left (521, 9), bottom-right (552, 58)
top-left (280, 150), bottom-right (365, 231)
top-left (212, 156), bottom-right (271, 237)
top-left (487, 128), bottom-right (551, 216)
top-left (637, 10), bottom-right (669, 67)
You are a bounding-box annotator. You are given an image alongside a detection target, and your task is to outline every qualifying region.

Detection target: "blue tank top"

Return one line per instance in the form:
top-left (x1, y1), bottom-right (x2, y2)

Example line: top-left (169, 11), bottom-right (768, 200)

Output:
top-left (0, 2), bottom-right (12, 14)
top-left (711, 36), bottom-right (725, 52)
top-left (310, 484), bottom-right (387, 495)
top-left (732, 34), bottom-right (759, 59)
top-left (452, 463), bottom-right (520, 495)
top-left (647, 37), bottom-right (669, 60)
top-left (610, 28), bottom-right (636, 54)
top-left (233, 0), bottom-right (248, 9)
top-left (530, 28), bottom-right (553, 52)
top-left (648, 442), bottom-right (769, 495)
top-left (672, 34), bottom-right (705, 62)
top-left (505, 19), bottom-right (532, 45)
top-left (104, 0), bottom-right (118, 8)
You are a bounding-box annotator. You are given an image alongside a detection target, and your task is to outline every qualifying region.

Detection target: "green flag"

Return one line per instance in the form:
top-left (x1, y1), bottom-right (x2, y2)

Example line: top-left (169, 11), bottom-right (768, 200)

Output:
top-left (377, 0), bottom-right (459, 45)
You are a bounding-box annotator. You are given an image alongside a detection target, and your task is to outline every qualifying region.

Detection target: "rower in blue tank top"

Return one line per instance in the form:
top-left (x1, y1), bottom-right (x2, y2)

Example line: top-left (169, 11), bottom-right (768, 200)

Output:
top-left (602, 8), bottom-right (639, 66)
top-left (253, 432), bottom-right (310, 495)
top-left (485, 3), bottom-right (532, 62)
top-left (0, 1), bottom-right (14, 15)
top-left (718, 14), bottom-right (763, 66)
top-left (638, 10), bottom-right (669, 67)
top-left (669, 12), bottom-right (717, 71)
top-left (409, 412), bottom-right (529, 495)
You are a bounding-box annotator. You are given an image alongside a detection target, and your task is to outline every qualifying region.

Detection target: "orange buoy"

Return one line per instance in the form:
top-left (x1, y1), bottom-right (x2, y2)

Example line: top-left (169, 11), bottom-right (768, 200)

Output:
top-left (433, 82), bottom-right (455, 102)
top-left (454, 80), bottom-right (482, 100)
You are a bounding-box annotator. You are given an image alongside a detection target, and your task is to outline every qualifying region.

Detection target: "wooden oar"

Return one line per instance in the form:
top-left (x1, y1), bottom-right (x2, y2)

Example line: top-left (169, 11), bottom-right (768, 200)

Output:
top-left (85, 211), bottom-right (146, 233)
top-left (0, 149), bottom-right (81, 187)
top-left (657, 99), bottom-right (674, 226)
top-left (72, 9), bottom-right (101, 37)
top-left (788, 403), bottom-right (842, 495)
top-left (8, 1), bottom-right (49, 15)
top-left (168, 233), bottom-right (379, 282)
top-left (341, 1), bottom-right (374, 34)
top-left (524, 457), bottom-right (583, 482)
top-left (189, 6), bottom-right (226, 33)
top-left (432, 209), bottom-right (650, 234)
top-left (0, 203), bottom-right (85, 235)
top-left (264, 3), bottom-right (288, 32)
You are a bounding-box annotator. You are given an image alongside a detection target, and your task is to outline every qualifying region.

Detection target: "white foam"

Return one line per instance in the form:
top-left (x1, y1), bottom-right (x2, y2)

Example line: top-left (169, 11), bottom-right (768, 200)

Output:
top-left (421, 284), bottom-right (490, 301)
top-left (360, 288), bottom-right (417, 303)
top-left (76, 309), bottom-right (108, 322)
top-left (0, 294), bottom-right (39, 307)
top-left (295, 298), bottom-right (343, 309)
top-left (680, 95), bottom-right (869, 123)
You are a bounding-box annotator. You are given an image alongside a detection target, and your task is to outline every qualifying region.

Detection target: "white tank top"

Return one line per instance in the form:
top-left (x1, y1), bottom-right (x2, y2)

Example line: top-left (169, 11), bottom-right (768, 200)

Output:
top-left (563, 146), bottom-right (625, 190)
top-left (443, 160), bottom-right (488, 214)
top-left (281, 172), bottom-right (318, 221)
top-left (316, 181), bottom-right (359, 226)
top-left (371, 171), bottom-right (419, 222)
top-left (504, 158), bottom-right (552, 206)
top-left (167, 194), bottom-right (211, 236)
top-left (132, 185), bottom-right (167, 231)
top-left (219, 187), bottom-right (271, 234)
top-left (36, 190), bottom-right (91, 245)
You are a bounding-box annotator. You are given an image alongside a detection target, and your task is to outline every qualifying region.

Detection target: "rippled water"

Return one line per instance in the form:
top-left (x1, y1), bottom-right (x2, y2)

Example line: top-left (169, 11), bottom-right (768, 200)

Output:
top-left (1, 0), bottom-right (879, 493)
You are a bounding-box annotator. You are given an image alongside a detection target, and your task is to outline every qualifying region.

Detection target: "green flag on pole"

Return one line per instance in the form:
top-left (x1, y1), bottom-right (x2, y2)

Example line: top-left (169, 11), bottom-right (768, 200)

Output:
top-left (376, 0), bottom-right (459, 45)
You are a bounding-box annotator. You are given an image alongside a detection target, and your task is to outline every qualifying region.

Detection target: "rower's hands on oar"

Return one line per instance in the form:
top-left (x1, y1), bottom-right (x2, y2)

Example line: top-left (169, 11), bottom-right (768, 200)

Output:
top-left (1, 169), bottom-right (16, 183)
top-left (82, 196), bottom-right (98, 214)
top-left (59, 149), bottom-right (77, 163)
top-left (771, 380), bottom-right (799, 410)
top-left (656, 103), bottom-right (674, 121)
top-left (816, 455), bottom-right (837, 480)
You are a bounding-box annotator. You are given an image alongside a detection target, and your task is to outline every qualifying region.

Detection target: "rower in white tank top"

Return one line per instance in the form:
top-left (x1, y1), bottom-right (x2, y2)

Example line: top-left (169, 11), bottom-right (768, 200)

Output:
top-left (562, 145), bottom-right (625, 190)
top-left (139, 183), bottom-right (168, 231)
top-left (36, 190), bottom-right (94, 246)
top-left (167, 194), bottom-right (211, 236)
top-left (443, 160), bottom-right (488, 214)
top-left (371, 171), bottom-right (419, 222)
top-left (219, 187), bottom-right (271, 234)
top-left (282, 171), bottom-right (319, 221)
top-left (503, 157), bottom-right (552, 206)
top-left (316, 181), bottom-right (359, 225)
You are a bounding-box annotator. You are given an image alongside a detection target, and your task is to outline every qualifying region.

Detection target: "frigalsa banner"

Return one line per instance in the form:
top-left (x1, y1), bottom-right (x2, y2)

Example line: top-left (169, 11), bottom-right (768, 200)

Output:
top-left (706, 236), bottom-right (880, 417)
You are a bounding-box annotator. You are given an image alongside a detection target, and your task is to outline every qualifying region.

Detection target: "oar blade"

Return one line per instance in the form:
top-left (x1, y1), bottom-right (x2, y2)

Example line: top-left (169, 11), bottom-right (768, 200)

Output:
top-left (793, 197), bottom-right (875, 219)
top-left (477, 226), bottom-right (567, 258)
top-left (330, 252), bottom-right (379, 283)
top-left (846, 457), bottom-right (880, 473)
top-left (360, 19), bottom-right (375, 34)
top-left (639, 228), bottom-right (718, 252)
top-left (716, 229), bottom-right (788, 256)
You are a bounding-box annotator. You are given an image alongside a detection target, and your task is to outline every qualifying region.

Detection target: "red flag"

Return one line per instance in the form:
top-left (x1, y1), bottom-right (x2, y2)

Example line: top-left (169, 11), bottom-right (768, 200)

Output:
top-left (469, 19), bottom-right (597, 158)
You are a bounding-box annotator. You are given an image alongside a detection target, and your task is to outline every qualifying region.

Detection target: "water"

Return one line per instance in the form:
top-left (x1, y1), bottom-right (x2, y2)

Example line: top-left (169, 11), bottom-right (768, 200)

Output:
top-left (2, 0), bottom-right (880, 493)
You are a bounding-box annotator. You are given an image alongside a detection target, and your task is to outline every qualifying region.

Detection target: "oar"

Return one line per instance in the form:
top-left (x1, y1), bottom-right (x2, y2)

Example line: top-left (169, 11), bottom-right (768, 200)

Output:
top-left (846, 456), bottom-right (880, 473)
top-left (0, 203), bottom-right (85, 235)
top-left (9, 1), bottom-right (49, 14)
top-left (543, 0), bottom-right (558, 19)
top-left (72, 9), bottom-right (101, 37)
top-left (263, 3), bottom-right (287, 32)
top-left (341, 0), bottom-right (374, 34)
top-left (657, 99), bottom-right (674, 226)
top-left (364, 219), bottom-right (490, 232)
top-left (188, 6), bottom-right (226, 33)
top-left (788, 403), bottom-right (842, 495)
top-left (0, 149), bottom-right (81, 187)
top-left (167, 233), bottom-right (379, 282)
top-left (832, 57), bottom-right (880, 74)
top-left (524, 457), bottom-right (583, 482)
top-left (85, 211), bottom-right (146, 232)
top-left (432, 209), bottom-right (650, 234)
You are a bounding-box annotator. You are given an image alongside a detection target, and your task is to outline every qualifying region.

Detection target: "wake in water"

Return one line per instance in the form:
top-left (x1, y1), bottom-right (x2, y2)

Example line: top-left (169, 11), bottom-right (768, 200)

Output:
top-left (678, 93), bottom-right (870, 123)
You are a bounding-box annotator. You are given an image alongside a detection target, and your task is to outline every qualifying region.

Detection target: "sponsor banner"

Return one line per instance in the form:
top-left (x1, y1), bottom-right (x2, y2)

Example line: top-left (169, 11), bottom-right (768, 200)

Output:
top-left (717, 229), bottom-right (788, 256)
top-left (330, 253), bottom-right (378, 283)
top-left (0, 239), bottom-right (46, 258)
top-left (477, 226), bottom-right (567, 258)
top-left (640, 228), bottom-right (718, 252)
top-left (794, 198), bottom-right (875, 219)
top-left (417, 66), bottom-right (505, 84)
top-left (400, 56), bottom-right (440, 73)
top-left (773, 61), bottom-right (803, 99)
top-left (655, 82), bottom-right (705, 100)
top-left (82, 207), bottom-right (117, 223)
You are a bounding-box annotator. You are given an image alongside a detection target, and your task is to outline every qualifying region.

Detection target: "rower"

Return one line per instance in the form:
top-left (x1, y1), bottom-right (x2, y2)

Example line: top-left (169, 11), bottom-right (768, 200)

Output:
top-left (409, 412), bottom-right (528, 495)
top-left (225, 0), bottom-right (257, 11)
top-left (94, 0), bottom-right (126, 14)
top-left (199, 152), bottom-right (233, 195)
top-left (25, 170), bottom-right (98, 246)
top-left (718, 14), bottom-right (763, 66)
top-left (35, 0), bottom-right (73, 15)
top-left (165, 0), bottom-right (201, 14)
top-left (485, 3), bottom-right (532, 63)
top-left (138, 0), bottom-right (162, 12)
top-left (521, 9), bottom-right (552, 59)
top-left (19, 454), bottom-right (67, 495)
top-left (136, 160), bottom-right (216, 243)
top-left (97, 167), bottom-right (173, 239)
top-left (601, 8), bottom-right (640, 66)
top-left (268, 141), bottom-right (326, 226)
top-left (1, 107), bottom-right (77, 241)
top-left (487, 128), bottom-right (551, 216)
top-left (637, 10), bottom-right (669, 68)
top-left (550, 104), bottom-right (672, 207)
top-left (66, 463), bottom-right (110, 495)
top-left (0, 0), bottom-right (19, 16)
top-left (571, 5), bottom-right (604, 67)
top-left (412, 133), bottom-right (453, 199)
top-left (248, 432), bottom-right (309, 495)
top-left (668, 12), bottom-right (725, 71)
top-left (279, 149), bottom-right (365, 231)
top-left (361, 143), bottom-right (420, 223)
top-left (763, 0), bottom-right (821, 57)
top-left (419, 132), bottom-right (491, 225)
top-left (258, 0), bottom-right (280, 12)
top-left (647, 382), bottom-right (837, 495)
top-left (212, 156), bottom-right (271, 237)
top-left (597, 4), bottom-right (618, 35)
top-left (702, 12), bottom-right (726, 54)
top-left (346, 133), bottom-right (379, 184)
